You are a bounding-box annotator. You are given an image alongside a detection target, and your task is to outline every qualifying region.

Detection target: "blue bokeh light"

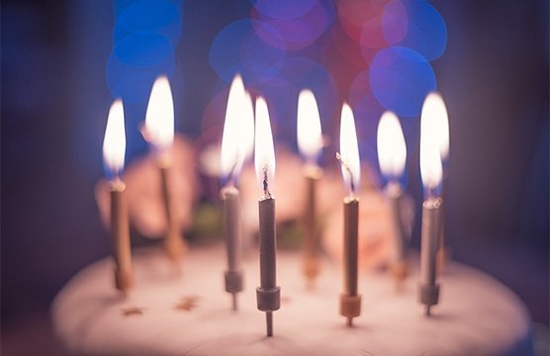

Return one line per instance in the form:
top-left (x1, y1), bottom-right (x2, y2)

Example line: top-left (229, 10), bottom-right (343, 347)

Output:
top-left (114, 31), bottom-right (174, 67)
top-left (106, 47), bottom-right (175, 103)
top-left (209, 19), bottom-right (286, 83)
top-left (114, 0), bottom-right (182, 47)
top-left (235, 55), bottom-right (337, 151)
top-left (384, 0), bottom-right (447, 60)
top-left (252, 0), bottom-right (334, 51)
top-left (250, 0), bottom-right (318, 20)
top-left (369, 46), bottom-right (436, 117)
top-left (349, 70), bottom-right (383, 171)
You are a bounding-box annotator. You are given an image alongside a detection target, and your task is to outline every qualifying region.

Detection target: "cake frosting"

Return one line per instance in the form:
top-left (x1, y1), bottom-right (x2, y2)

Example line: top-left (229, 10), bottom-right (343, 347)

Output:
top-left (52, 245), bottom-right (533, 355)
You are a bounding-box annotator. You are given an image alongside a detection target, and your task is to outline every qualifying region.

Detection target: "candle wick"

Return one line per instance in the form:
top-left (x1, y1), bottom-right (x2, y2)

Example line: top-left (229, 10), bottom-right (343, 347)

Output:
top-left (262, 165), bottom-right (271, 198)
top-left (335, 152), bottom-right (356, 197)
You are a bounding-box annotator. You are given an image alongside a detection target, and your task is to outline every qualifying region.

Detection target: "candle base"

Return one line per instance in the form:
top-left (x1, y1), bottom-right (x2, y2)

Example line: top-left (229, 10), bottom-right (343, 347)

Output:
top-left (256, 286), bottom-right (280, 336)
top-left (224, 270), bottom-right (244, 310)
top-left (339, 294), bottom-right (361, 326)
top-left (419, 283), bottom-right (440, 316)
top-left (266, 311), bottom-right (273, 337)
top-left (114, 268), bottom-right (133, 295)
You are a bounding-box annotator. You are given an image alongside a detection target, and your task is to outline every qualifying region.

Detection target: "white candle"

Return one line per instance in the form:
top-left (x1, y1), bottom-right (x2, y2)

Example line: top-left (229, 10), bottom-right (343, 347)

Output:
top-left (102, 99), bottom-right (133, 295)
top-left (220, 74), bottom-right (254, 310)
top-left (337, 103), bottom-right (361, 327)
top-left (254, 96), bottom-right (280, 337)
top-left (377, 111), bottom-right (409, 288)
top-left (297, 89), bottom-right (324, 287)
top-left (144, 75), bottom-right (186, 264)
top-left (418, 93), bottom-right (445, 316)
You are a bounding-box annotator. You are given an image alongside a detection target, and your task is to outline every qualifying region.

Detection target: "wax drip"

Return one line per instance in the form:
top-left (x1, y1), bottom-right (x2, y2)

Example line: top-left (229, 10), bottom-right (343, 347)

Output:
top-left (335, 152), bottom-right (356, 197)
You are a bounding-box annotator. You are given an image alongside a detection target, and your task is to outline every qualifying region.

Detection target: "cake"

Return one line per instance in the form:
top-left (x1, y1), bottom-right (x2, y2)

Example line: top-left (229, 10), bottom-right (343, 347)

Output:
top-left (51, 244), bottom-right (534, 355)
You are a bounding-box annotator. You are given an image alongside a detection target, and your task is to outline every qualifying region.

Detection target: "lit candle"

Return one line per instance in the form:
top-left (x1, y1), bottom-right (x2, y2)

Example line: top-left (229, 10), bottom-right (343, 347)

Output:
top-left (102, 99), bottom-right (133, 295)
top-left (254, 96), bottom-right (280, 337)
top-left (422, 92), bottom-right (450, 270)
top-left (296, 89), bottom-right (323, 288)
top-left (144, 75), bottom-right (186, 265)
top-left (377, 111), bottom-right (409, 290)
top-left (418, 94), bottom-right (444, 316)
top-left (336, 103), bottom-right (361, 327)
top-left (220, 74), bottom-right (254, 310)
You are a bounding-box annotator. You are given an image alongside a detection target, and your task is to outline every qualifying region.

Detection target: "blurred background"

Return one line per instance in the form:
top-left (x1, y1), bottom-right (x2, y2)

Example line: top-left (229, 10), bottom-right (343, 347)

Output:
top-left (1, 0), bottom-right (548, 354)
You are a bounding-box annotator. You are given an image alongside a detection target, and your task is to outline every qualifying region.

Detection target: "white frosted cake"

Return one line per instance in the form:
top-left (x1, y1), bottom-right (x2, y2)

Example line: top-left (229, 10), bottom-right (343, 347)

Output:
top-left (52, 245), bottom-right (533, 355)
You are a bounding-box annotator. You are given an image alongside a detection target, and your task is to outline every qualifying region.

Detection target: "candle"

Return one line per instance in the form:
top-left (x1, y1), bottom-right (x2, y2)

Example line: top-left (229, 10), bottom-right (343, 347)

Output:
top-left (102, 99), bottom-right (133, 295)
top-left (418, 94), bottom-right (445, 316)
top-left (254, 96), bottom-right (280, 337)
top-left (336, 103), bottom-right (361, 327)
top-left (422, 92), bottom-right (450, 271)
top-left (220, 74), bottom-right (254, 310)
top-left (377, 111), bottom-right (409, 290)
top-left (144, 75), bottom-right (186, 265)
top-left (296, 89), bottom-right (323, 288)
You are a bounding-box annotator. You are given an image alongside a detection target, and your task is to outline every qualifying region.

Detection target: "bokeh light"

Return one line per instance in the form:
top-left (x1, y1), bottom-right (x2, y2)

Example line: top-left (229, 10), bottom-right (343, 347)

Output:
top-left (251, 0), bottom-right (335, 51)
top-left (370, 46), bottom-right (436, 117)
top-left (209, 19), bottom-right (286, 83)
top-left (250, 0), bottom-right (318, 20)
top-left (107, 0), bottom-right (183, 161)
top-left (387, 0), bottom-right (447, 60)
top-left (114, 0), bottom-right (182, 47)
top-left (115, 32), bottom-right (174, 67)
top-left (206, 0), bottom-right (447, 171)
top-left (349, 70), bottom-right (383, 169)
top-left (339, 0), bottom-right (387, 47)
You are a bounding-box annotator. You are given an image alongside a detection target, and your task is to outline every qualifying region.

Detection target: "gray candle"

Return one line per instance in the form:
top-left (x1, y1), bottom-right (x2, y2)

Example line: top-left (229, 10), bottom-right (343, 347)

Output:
top-left (336, 103), bottom-right (362, 327)
top-left (254, 97), bottom-right (280, 337)
top-left (219, 74), bottom-right (254, 311)
top-left (386, 182), bottom-right (409, 289)
top-left (419, 196), bottom-right (442, 316)
top-left (221, 185), bottom-right (244, 310)
top-left (376, 111), bottom-right (409, 289)
top-left (297, 89), bottom-right (324, 288)
top-left (418, 91), bottom-right (446, 316)
top-left (302, 165), bottom-right (322, 288)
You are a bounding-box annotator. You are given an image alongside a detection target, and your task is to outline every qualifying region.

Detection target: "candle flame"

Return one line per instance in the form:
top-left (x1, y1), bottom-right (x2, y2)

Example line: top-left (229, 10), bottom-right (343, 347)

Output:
top-left (421, 92), bottom-right (449, 161)
top-left (420, 95), bottom-right (443, 194)
top-left (102, 99), bottom-right (126, 178)
top-left (144, 75), bottom-right (174, 151)
top-left (254, 96), bottom-right (276, 195)
top-left (339, 103), bottom-right (361, 196)
top-left (221, 74), bottom-right (254, 183)
top-left (297, 89), bottom-right (322, 164)
top-left (377, 111), bottom-right (407, 179)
